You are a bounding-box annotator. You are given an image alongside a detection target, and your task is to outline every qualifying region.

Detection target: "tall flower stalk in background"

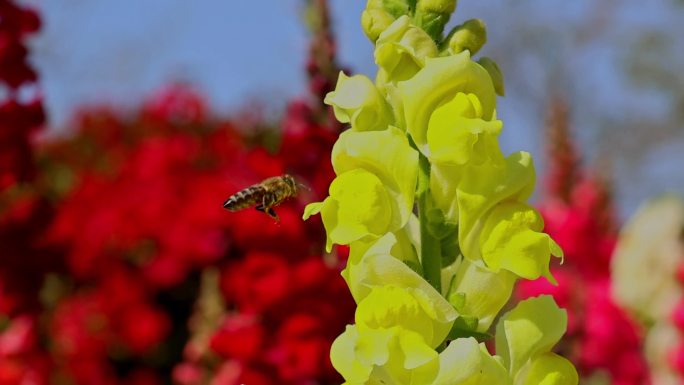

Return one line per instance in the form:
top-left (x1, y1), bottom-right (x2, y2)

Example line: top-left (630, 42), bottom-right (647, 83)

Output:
top-left (0, 0), bottom-right (44, 192)
top-left (612, 196), bottom-right (684, 385)
top-left (305, 1), bottom-right (578, 383)
top-left (516, 97), bottom-right (651, 385)
top-left (0, 3), bottom-right (52, 384)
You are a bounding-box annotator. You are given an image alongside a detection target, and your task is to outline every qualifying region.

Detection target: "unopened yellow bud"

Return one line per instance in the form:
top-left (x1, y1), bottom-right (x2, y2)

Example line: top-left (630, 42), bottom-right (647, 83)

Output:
top-left (447, 19), bottom-right (487, 55)
top-left (416, 0), bottom-right (457, 14)
top-left (362, 8), bottom-right (396, 42)
top-left (362, 0), bottom-right (412, 42)
top-left (413, 0), bottom-right (457, 41)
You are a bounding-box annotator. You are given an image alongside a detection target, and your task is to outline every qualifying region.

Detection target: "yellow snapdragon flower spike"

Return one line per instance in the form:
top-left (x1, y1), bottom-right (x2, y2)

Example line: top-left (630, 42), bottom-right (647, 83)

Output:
top-left (305, 1), bottom-right (577, 383)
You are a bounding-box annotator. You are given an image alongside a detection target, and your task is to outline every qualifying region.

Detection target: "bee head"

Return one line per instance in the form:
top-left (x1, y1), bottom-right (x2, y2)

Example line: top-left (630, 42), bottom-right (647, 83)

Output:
top-left (283, 174), bottom-right (297, 191)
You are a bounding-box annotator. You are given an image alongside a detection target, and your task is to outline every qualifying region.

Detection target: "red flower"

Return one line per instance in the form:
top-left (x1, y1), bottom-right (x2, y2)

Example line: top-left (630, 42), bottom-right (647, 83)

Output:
top-left (117, 304), bottom-right (170, 355)
top-left (221, 252), bottom-right (291, 313)
top-left (210, 314), bottom-right (265, 361)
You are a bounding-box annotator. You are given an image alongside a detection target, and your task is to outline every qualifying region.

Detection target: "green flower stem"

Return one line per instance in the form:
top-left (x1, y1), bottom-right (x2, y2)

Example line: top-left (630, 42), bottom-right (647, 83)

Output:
top-left (408, 0), bottom-right (418, 13)
top-left (418, 151), bottom-right (442, 292)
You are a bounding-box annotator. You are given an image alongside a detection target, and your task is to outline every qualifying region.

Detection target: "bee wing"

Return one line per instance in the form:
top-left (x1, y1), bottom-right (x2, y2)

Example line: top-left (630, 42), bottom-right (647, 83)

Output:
top-left (297, 182), bottom-right (311, 192)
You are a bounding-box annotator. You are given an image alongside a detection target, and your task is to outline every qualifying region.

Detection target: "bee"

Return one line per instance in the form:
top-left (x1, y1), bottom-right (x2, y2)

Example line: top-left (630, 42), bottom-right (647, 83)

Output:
top-left (223, 174), bottom-right (302, 221)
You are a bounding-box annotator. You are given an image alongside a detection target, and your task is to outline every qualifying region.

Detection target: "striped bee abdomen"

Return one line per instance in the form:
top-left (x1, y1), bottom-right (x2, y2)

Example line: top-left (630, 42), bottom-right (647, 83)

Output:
top-left (223, 185), bottom-right (265, 211)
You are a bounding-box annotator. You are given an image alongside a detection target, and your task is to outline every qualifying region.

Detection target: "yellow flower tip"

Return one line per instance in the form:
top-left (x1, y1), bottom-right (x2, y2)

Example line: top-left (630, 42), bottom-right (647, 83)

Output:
top-left (479, 203), bottom-right (562, 282)
top-left (521, 353), bottom-right (579, 385)
top-left (325, 72), bottom-right (392, 131)
top-left (495, 295), bottom-right (568, 377)
top-left (302, 201), bottom-right (324, 220)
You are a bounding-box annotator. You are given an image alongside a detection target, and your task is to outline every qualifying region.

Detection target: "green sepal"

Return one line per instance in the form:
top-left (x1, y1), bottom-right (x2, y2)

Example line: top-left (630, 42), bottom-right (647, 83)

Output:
top-left (413, 10), bottom-right (451, 42)
top-left (448, 291), bottom-right (466, 312)
top-left (440, 232), bottom-right (459, 267)
top-left (425, 206), bottom-right (457, 240)
top-left (413, 0), bottom-right (457, 42)
top-left (478, 57), bottom-right (505, 96)
top-left (447, 316), bottom-right (494, 342)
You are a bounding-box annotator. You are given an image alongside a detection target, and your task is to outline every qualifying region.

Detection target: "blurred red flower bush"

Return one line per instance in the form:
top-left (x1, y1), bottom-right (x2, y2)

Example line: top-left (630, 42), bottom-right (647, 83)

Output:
top-left (0, 1), bottom-right (354, 384)
top-left (0, 0), bottom-right (44, 191)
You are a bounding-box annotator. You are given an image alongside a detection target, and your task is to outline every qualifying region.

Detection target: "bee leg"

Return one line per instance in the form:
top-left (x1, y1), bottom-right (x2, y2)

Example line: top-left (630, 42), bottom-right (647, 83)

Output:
top-left (255, 205), bottom-right (280, 221)
top-left (266, 207), bottom-right (279, 221)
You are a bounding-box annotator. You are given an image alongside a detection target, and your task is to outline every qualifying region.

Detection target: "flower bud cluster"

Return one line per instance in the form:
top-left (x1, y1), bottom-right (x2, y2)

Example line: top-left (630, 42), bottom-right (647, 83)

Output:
top-left (305, 1), bottom-right (578, 383)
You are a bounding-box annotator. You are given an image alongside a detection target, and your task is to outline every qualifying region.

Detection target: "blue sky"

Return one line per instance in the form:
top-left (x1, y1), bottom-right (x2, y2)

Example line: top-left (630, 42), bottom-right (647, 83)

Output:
top-left (26, 0), bottom-right (684, 218)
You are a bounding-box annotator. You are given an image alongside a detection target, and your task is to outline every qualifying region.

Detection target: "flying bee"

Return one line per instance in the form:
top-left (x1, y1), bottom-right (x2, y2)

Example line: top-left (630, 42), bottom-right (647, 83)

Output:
top-left (223, 174), bottom-right (304, 221)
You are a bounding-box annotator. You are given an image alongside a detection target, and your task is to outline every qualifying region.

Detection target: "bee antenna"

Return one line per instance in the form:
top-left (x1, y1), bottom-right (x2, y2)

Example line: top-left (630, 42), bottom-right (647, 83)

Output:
top-left (297, 182), bottom-right (311, 191)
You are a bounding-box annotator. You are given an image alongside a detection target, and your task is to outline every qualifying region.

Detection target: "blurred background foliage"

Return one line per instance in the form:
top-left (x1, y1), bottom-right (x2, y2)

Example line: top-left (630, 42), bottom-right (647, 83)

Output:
top-left (26, 0), bottom-right (684, 217)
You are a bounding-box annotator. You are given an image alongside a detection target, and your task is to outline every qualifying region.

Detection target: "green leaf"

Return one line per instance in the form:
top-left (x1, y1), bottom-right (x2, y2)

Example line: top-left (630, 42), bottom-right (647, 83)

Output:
top-left (478, 57), bottom-right (505, 96)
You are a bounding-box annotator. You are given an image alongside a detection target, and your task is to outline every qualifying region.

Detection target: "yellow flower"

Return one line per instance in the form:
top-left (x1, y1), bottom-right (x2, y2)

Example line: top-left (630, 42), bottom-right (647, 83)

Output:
top-left (399, 51), bottom-right (497, 156)
top-left (304, 127), bottom-right (418, 251)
